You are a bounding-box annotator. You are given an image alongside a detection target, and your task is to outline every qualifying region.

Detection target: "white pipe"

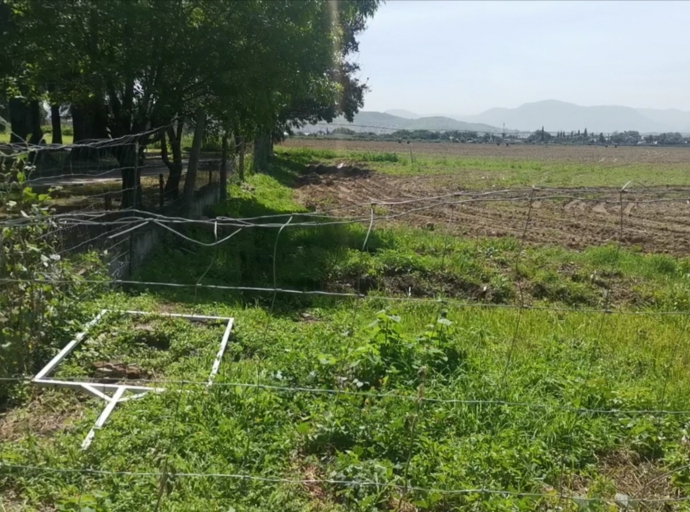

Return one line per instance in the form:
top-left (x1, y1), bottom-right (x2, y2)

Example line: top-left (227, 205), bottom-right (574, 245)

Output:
top-left (35, 378), bottom-right (164, 393)
top-left (122, 310), bottom-right (232, 321)
top-left (34, 309), bottom-right (108, 381)
top-left (207, 319), bottom-right (234, 386)
top-left (80, 383), bottom-right (111, 402)
top-left (81, 386), bottom-right (125, 450)
top-left (117, 390), bottom-right (158, 402)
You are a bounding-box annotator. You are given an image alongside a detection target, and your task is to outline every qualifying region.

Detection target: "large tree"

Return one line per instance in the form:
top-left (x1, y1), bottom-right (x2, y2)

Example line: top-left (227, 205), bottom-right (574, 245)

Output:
top-left (4, 0), bottom-right (381, 207)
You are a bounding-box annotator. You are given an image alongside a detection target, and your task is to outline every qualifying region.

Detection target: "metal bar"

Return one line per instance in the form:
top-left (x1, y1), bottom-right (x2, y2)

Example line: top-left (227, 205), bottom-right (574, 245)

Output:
top-left (122, 310), bottom-right (232, 321)
top-left (34, 309), bottom-right (108, 381)
top-left (207, 318), bottom-right (234, 386)
top-left (80, 384), bottom-right (111, 402)
top-left (35, 378), bottom-right (165, 393)
top-left (81, 386), bottom-right (126, 450)
top-left (117, 391), bottom-right (157, 402)
top-left (159, 173), bottom-right (164, 208)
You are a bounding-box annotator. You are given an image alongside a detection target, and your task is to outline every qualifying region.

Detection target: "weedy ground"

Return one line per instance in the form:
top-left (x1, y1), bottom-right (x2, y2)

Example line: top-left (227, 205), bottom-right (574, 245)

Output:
top-left (278, 141), bottom-right (690, 188)
top-left (3, 147), bottom-right (690, 511)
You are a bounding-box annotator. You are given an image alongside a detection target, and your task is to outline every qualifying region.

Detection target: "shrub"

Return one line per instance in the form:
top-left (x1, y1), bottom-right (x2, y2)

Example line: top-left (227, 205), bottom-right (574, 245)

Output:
top-left (346, 310), bottom-right (465, 388)
top-left (0, 190), bottom-right (106, 407)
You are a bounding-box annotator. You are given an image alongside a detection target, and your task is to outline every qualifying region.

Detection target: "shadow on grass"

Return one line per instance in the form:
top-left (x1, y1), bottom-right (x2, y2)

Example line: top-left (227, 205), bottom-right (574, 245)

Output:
top-left (266, 154), bottom-right (307, 187)
top-left (132, 155), bottom-right (386, 314)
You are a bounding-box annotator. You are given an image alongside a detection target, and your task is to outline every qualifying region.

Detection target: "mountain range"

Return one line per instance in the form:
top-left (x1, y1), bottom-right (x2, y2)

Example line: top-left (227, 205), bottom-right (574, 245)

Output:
top-left (302, 111), bottom-right (502, 134)
top-left (390, 100), bottom-right (690, 134)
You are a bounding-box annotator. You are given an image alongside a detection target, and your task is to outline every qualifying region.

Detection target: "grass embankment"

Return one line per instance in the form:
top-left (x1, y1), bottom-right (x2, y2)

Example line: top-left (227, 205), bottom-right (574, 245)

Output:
top-left (277, 145), bottom-right (690, 189)
top-left (3, 154), bottom-right (690, 510)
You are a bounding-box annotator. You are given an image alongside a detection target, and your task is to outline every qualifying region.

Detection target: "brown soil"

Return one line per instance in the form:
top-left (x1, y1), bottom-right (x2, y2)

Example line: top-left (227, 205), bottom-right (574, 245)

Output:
top-left (295, 166), bottom-right (690, 255)
top-left (282, 138), bottom-right (690, 166)
top-left (0, 391), bottom-right (85, 442)
top-left (553, 451), bottom-right (683, 511)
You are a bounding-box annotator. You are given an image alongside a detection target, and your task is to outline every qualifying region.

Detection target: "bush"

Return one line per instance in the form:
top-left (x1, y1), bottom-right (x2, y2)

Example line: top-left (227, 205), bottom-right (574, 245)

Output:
top-left (346, 310), bottom-right (465, 388)
top-left (0, 195), bottom-right (106, 407)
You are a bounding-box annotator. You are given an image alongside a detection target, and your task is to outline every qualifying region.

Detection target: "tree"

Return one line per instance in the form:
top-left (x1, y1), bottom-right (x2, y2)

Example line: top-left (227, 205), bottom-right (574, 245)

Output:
top-left (5, 0), bottom-right (380, 207)
top-left (599, 132), bottom-right (605, 143)
top-left (252, 0), bottom-right (381, 172)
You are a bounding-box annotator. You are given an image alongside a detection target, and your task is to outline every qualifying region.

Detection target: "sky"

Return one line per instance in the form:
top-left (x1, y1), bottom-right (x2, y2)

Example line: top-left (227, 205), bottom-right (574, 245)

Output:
top-left (355, 1), bottom-right (690, 115)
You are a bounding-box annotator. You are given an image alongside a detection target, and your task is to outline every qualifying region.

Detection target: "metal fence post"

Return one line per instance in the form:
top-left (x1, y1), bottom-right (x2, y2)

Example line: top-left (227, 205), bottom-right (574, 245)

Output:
top-left (159, 173), bottom-right (164, 209)
top-left (133, 142), bottom-right (139, 208)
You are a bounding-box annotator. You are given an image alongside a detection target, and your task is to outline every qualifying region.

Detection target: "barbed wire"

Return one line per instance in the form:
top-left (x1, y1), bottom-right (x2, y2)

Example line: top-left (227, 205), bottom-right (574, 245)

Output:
top-left (1, 375), bottom-right (687, 416)
top-left (4, 133), bottom-right (690, 507)
top-left (1, 276), bottom-right (688, 316)
top-left (3, 190), bottom-right (690, 234)
top-left (0, 124), bottom-right (169, 155)
top-left (1, 463), bottom-right (687, 504)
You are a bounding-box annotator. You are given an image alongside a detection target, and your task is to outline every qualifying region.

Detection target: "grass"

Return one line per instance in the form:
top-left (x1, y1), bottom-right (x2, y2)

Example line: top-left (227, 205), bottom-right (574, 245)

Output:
top-left (3, 151), bottom-right (690, 510)
top-left (277, 146), bottom-right (690, 189)
top-left (0, 132), bottom-right (74, 145)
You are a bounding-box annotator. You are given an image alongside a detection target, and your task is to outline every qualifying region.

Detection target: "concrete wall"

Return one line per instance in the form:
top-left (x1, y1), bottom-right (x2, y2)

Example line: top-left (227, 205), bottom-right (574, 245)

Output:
top-left (110, 184), bottom-right (220, 278)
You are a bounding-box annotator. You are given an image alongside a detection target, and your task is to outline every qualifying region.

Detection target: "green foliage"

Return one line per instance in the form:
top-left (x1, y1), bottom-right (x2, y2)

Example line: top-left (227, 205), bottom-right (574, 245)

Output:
top-left (6, 154), bottom-right (690, 509)
top-left (0, 197), bottom-right (106, 407)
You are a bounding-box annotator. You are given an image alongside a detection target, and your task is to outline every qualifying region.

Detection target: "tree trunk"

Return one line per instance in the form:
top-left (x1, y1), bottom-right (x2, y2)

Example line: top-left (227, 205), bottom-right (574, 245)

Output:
top-left (163, 123), bottom-right (184, 200)
top-left (9, 97), bottom-right (29, 143)
top-left (71, 100), bottom-right (108, 142)
top-left (253, 131), bottom-right (271, 173)
top-left (117, 142), bottom-right (141, 210)
top-left (28, 100), bottom-right (43, 145)
top-left (50, 104), bottom-right (62, 144)
top-left (181, 108), bottom-right (206, 217)
top-left (236, 134), bottom-right (245, 181)
top-left (70, 99), bottom-right (108, 161)
top-left (220, 133), bottom-right (228, 202)
top-left (8, 98), bottom-right (43, 145)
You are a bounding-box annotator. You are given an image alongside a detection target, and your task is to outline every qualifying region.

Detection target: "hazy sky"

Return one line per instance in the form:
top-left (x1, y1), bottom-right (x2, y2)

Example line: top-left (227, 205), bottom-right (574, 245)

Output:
top-left (356, 1), bottom-right (690, 115)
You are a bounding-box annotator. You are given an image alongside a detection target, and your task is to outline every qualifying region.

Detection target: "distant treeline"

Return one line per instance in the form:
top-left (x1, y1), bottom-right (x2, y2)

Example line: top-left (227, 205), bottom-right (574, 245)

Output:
top-left (297, 127), bottom-right (690, 146)
top-left (303, 127), bottom-right (511, 143)
top-left (529, 128), bottom-right (688, 145)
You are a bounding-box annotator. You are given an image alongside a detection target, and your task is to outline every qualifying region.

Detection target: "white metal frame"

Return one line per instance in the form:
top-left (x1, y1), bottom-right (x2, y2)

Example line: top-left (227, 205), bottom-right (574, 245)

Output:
top-left (32, 309), bottom-right (234, 449)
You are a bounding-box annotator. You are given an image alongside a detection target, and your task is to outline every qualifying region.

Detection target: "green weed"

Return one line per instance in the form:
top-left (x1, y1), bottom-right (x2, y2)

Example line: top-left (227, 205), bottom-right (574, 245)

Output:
top-left (4, 153), bottom-right (690, 510)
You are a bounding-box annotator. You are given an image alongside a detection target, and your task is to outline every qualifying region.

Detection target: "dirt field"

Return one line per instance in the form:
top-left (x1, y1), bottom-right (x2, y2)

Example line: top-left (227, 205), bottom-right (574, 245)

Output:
top-left (291, 157), bottom-right (690, 255)
top-left (282, 137), bottom-right (690, 166)
top-left (282, 139), bottom-right (690, 254)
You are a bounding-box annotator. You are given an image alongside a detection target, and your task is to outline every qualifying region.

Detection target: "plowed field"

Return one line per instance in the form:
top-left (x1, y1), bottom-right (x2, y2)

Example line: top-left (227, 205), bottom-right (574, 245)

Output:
top-left (286, 140), bottom-right (690, 255)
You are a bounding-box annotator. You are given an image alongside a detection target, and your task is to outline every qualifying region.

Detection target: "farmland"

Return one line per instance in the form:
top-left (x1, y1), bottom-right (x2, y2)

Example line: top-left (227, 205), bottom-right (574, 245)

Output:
top-left (283, 140), bottom-right (690, 255)
top-left (4, 140), bottom-right (690, 510)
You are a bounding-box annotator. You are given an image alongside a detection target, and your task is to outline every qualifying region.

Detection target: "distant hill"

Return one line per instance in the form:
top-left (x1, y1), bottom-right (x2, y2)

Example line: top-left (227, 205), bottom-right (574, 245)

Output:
top-left (302, 111), bottom-right (502, 134)
top-left (455, 100), bottom-right (689, 133)
top-left (637, 109), bottom-right (690, 133)
top-left (384, 109), bottom-right (421, 119)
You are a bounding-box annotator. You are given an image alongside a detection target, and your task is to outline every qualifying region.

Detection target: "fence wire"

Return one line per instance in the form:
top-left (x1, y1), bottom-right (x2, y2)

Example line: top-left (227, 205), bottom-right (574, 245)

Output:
top-left (2, 134), bottom-right (690, 508)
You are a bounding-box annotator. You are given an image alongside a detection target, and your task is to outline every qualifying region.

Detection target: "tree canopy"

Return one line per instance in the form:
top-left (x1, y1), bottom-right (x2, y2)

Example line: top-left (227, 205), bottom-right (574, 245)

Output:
top-left (2, 0), bottom-right (381, 205)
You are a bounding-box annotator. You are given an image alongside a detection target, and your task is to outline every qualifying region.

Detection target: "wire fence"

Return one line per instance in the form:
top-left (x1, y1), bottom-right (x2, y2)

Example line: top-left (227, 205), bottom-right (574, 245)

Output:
top-left (2, 134), bottom-right (690, 508)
